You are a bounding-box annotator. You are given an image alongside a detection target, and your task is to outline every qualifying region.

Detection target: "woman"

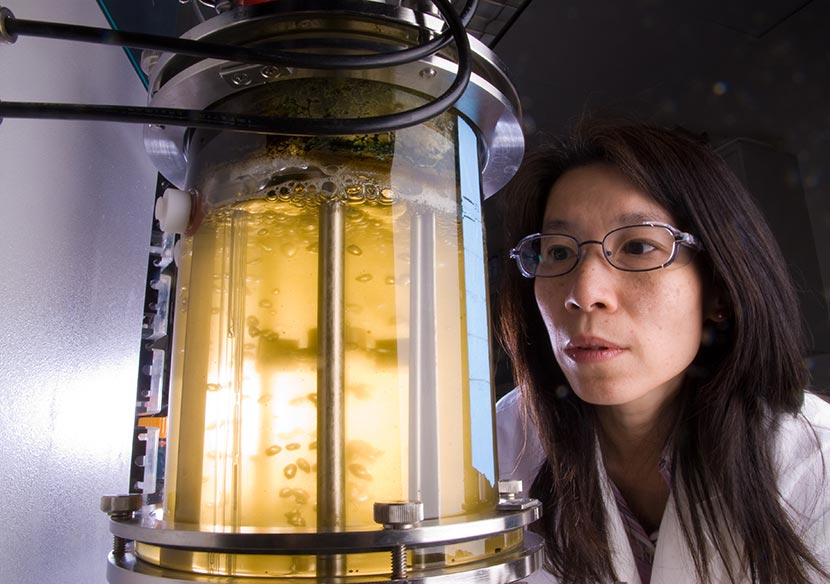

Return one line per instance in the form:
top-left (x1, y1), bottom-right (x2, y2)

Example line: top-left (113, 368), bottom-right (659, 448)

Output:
top-left (496, 121), bottom-right (830, 584)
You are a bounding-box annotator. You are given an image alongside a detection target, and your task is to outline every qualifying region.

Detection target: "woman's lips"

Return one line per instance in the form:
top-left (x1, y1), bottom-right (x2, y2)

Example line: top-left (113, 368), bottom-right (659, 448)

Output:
top-left (564, 337), bottom-right (625, 363)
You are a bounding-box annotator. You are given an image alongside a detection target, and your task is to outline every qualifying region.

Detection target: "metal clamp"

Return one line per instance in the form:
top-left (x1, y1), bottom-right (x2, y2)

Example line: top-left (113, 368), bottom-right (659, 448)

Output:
top-left (374, 501), bottom-right (424, 579)
top-left (0, 7), bottom-right (16, 44)
top-left (101, 494), bottom-right (143, 557)
top-left (497, 480), bottom-right (537, 511)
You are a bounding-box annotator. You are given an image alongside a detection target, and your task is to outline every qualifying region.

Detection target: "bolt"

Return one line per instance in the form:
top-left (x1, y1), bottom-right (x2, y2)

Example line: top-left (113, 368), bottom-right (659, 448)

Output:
top-left (419, 67), bottom-right (437, 79)
top-left (373, 501), bottom-right (423, 580)
top-left (101, 494), bottom-right (142, 557)
top-left (260, 65), bottom-right (281, 79)
top-left (230, 72), bottom-right (252, 87)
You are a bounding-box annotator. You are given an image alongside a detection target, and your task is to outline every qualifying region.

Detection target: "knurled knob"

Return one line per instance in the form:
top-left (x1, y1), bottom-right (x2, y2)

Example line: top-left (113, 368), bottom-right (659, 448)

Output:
top-left (373, 501), bottom-right (424, 529)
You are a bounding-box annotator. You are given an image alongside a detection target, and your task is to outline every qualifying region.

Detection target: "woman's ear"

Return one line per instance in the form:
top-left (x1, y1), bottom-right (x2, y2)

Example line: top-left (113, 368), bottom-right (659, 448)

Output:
top-left (705, 298), bottom-right (729, 323)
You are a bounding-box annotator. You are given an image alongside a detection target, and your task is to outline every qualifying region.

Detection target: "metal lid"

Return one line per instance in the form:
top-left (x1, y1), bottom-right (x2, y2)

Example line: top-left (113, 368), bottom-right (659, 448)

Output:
top-left (143, 0), bottom-right (522, 198)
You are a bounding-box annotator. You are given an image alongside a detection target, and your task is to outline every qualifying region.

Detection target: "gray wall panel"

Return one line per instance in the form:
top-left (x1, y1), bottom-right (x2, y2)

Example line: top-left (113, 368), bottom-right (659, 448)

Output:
top-left (0, 2), bottom-right (158, 583)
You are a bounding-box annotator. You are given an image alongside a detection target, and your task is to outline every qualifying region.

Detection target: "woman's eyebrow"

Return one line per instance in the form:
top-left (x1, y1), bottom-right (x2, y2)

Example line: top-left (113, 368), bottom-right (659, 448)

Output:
top-left (616, 211), bottom-right (667, 225)
top-left (541, 211), bottom-right (667, 233)
top-left (541, 219), bottom-right (570, 232)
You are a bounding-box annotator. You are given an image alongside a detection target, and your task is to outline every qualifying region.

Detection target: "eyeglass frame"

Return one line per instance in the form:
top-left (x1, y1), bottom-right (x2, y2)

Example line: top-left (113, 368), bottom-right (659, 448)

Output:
top-left (509, 221), bottom-right (704, 279)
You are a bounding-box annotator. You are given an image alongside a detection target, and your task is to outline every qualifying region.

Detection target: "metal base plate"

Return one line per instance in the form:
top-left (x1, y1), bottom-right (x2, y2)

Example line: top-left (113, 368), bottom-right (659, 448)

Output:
top-left (106, 531), bottom-right (544, 584)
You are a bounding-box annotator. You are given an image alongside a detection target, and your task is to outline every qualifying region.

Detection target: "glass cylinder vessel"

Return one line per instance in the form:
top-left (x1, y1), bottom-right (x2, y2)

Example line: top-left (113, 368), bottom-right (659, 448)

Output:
top-left (138, 77), bottom-right (508, 577)
top-left (124, 3), bottom-right (533, 580)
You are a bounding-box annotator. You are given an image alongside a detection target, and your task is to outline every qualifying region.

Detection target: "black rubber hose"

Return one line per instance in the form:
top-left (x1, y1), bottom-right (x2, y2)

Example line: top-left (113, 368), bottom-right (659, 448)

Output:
top-left (0, 0), bottom-right (473, 134)
top-left (2, 0), bottom-right (477, 71)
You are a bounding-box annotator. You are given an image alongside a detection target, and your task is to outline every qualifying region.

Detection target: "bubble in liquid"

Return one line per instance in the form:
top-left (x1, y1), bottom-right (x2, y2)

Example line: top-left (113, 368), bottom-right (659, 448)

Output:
top-left (293, 488), bottom-right (309, 504)
top-left (246, 316), bottom-right (260, 327)
top-left (249, 326), bottom-right (261, 337)
top-left (309, 441), bottom-right (317, 450)
top-left (286, 509), bottom-right (306, 527)
top-left (379, 188), bottom-right (394, 205)
top-left (257, 228), bottom-right (269, 237)
top-left (266, 445), bottom-right (282, 456)
top-left (265, 190), bottom-right (278, 201)
top-left (356, 273), bottom-right (373, 283)
top-left (206, 383), bottom-right (222, 392)
top-left (257, 394), bottom-right (272, 404)
top-left (296, 458), bottom-right (311, 473)
top-left (349, 463), bottom-right (372, 480)
top-left (286, 442), bottom-right (301, 451)
top-left (284, 464), bottom-right (298, 479)
top-left (272, 288), bottom-right (281, 296)
top-left (259, 299), bottom-right (273, 309)
top-left (307, 393), bottom-right (318, 406)
top-left (260, 243), bottom-right (273, 253)
top-left (281, 243), bottom-right (298, 258)
top-left (347, 440), bottom-right (383, 461)
top-left (385, 276), bottom-right (395, 285)
top-left (346, 193), bottom-right (364, 206)
top-left (350, 384), bottom-right (371, 400)
top-left (279, 487), bottom-right (293, 497)
top-left (349, 484), bottom-right (369, 503)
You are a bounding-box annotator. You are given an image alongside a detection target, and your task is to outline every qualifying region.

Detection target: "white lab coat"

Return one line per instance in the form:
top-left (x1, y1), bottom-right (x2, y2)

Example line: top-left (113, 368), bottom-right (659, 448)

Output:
top-left (496, 389), bottom-right (830, 583)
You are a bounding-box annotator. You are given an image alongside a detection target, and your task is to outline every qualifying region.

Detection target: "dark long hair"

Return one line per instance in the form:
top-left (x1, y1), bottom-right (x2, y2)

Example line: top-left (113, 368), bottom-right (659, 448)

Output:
top-left (497, 121), bottom-right (828, 583)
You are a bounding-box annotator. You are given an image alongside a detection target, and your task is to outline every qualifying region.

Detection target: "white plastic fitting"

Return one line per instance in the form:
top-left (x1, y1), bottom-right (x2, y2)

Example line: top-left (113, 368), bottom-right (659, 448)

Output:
top-left (155, 188), bottom-right (192, 233)
top-left (172, 239), bottom-right (183, 268)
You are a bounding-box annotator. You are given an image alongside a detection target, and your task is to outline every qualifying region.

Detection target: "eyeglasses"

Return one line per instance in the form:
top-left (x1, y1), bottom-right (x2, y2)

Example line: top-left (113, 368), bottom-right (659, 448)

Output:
top-left (509, 222), bottom-right (703, 279)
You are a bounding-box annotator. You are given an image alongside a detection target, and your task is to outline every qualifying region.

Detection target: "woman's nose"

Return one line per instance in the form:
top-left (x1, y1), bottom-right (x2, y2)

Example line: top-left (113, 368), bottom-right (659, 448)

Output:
top-left (564, 243), bottom-right (619, 313)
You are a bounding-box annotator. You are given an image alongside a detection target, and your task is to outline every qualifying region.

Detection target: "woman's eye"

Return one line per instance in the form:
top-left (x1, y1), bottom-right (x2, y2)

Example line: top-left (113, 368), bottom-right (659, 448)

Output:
top-left (621, 240), bottom-right (658, 255)
top-left (545, 245), bottom-right (574, 261)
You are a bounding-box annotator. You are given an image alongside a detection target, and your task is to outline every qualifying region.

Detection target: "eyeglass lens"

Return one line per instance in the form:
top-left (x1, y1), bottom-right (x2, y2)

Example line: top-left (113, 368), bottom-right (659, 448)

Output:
top-left (522, 225), bottom-right (677, 277)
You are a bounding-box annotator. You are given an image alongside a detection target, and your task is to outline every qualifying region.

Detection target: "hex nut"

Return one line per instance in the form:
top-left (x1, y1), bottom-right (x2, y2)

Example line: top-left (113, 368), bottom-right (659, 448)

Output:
top-left (100, 494), bottom-right (143, 515)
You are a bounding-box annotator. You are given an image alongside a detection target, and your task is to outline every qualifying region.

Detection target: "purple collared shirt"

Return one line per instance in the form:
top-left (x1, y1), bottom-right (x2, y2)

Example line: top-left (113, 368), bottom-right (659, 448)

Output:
top-left (608, 454), bottom-right (673, 584)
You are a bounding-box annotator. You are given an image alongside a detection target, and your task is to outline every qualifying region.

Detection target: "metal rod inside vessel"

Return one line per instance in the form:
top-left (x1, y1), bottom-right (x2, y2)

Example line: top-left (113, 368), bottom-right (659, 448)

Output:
top-left (316, 200), bottom-right (346, 577)
top-left (409, 211), bottom-right (439, 518)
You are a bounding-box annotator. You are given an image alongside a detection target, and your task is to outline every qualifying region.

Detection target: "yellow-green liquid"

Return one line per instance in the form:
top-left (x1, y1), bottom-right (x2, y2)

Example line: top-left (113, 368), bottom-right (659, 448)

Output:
top-left (145, 174), bottom-right (502, 577)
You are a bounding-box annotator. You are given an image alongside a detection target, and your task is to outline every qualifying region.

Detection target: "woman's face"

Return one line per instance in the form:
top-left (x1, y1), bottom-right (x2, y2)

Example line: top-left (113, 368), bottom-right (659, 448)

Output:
top-left (534, 163), bottom-right (707, 411)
